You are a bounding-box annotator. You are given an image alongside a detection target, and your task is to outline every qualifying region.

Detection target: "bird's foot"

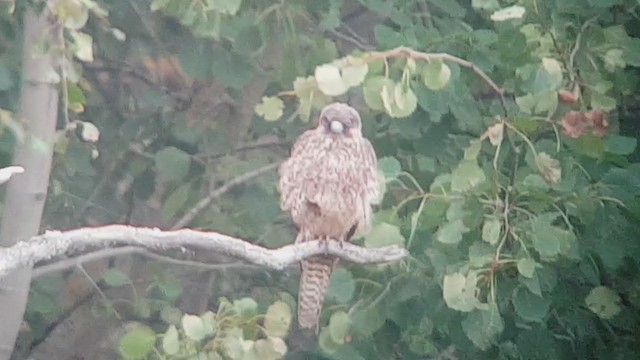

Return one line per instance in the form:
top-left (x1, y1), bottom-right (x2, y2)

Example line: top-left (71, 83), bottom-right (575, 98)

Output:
top-left (319, 236), bottom-right (330, 255)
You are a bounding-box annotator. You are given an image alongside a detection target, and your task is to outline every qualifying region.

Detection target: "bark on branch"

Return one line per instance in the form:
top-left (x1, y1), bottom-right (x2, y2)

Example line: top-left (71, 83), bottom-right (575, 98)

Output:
top-left (0, 225), bottom-right (408, 280)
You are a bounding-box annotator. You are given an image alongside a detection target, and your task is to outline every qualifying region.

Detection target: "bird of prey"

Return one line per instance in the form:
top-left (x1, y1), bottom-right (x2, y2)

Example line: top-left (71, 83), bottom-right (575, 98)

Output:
top-left (278, 102), bottom-right (380, 332)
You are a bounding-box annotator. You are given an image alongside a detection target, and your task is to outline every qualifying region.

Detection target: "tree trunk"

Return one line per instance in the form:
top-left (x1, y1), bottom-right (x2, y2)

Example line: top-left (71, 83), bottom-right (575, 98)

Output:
top-left (0, 7), bottom-right (59, 360)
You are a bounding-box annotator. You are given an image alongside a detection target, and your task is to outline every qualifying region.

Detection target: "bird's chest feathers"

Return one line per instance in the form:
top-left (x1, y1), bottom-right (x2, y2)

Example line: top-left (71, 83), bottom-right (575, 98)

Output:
top-left (306, 137), bottom-right (361, 177)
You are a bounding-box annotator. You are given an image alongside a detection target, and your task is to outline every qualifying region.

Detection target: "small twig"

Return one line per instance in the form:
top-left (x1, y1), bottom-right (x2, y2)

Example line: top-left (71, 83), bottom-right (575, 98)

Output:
top-left (172, 163), bottom-right (281, 229)
top-left (341, 22), bottom-right (370, 46)
top-left (568, 17), bottom-right (598, 78)
top-left (84, 63), bottom-right (190, 106)
top-left (196, 140), bottom-right (291, 160)
top-left (328, 29), bottom-right (374, 51)
top-left (57, 24), bottom-right (70, 128)
top-left (0, 225), bottom-right (409, 280)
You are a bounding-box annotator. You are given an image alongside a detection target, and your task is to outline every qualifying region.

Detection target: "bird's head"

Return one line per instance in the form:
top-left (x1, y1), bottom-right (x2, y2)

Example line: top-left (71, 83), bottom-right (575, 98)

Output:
top-left (317, 102), bottom-right (362, 138)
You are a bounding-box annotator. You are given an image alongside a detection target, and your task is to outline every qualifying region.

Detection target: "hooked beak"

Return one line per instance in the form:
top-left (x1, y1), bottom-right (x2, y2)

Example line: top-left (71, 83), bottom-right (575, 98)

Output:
top-left (329, 120), bottom-right (344, 134)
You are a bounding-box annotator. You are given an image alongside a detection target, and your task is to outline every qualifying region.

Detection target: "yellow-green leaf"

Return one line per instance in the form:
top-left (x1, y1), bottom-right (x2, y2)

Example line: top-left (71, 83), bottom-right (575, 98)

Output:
top-left (585, 286), bottom-right (621, 319)
top-left (71, 31), bottom-right (94, 62)
top-left (255, 96), bottom-right (284, 121)
top-left (341, 58), bottom-right (368, 87)
top-left (181, 314), bottom-right (205, 341)
top-left (315, 64), bottom-right (348, 96)
top-left (328, 311), bottom-right (350, 344)
top-left (365, 222), bottom-right (405, 248)
top-left (422, 60), bottom-right (451, 90)
top-left (264, 301), bottom-right (292, 338)
top-left (161, 325), bottom-right (179, 355)
top-left (119, 325), bottom-right (156, 360)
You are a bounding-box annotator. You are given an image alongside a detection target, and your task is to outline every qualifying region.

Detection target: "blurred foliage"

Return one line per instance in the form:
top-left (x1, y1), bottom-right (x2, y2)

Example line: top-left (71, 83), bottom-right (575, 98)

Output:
top-left (2, 0), bottom-right (640, 359)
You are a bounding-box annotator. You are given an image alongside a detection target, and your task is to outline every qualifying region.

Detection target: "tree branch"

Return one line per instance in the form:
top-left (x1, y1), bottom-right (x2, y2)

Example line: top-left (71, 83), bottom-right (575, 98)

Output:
top-left (0, 225), bottom-right (408, 280)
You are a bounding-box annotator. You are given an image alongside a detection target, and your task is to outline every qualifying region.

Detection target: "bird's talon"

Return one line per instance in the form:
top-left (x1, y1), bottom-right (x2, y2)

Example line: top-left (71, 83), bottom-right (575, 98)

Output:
top-left (324, 237), bottom-right (331, 255)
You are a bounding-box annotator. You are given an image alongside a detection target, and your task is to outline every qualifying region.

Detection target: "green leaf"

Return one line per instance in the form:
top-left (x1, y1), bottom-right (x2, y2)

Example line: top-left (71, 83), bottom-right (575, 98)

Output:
top-left (293, 76), bottom-right (329, 121)
top-left (264, 301), bottom-right (292, 337)
top-left (70, 31), bottom-right (93, 62)
top-left (451, 161), bottom-right (486, 192)
top-left (604, 135), bottom-right (637, 155)
top-left (414, 85), bottom-right (449, 120)
top-left (416, 155), bottom-right (436, 172)
top-left (103, 269), bottom-right (131, 287)
top-left (430, 0), bottom-right (466, 17)
top-left (163, 183), bottom-right (191, 219)
top-left (517, 258), bottom-right (537, 278)
top-left (468, 242), bottom-right (494, 267)
top-left (624, 37), bottom-right (640, 66)
top-left (223, 331), bottom-right (246, 359)
top-left (490, 5), bottom-right (526, 21)
top-left (255, 96), bottom-right (284, 121)
top-left (327, 268), bottom-right (355, 303)
top-left (182, 314), bottom-right (206, 341)
top-left (160, 306), bottom-right (183, 325)
top-left (378, 156), bottom-right (401, 180)
top-left (462, 304), bottom-right (504, 350)
top-left (363, 76), bottom-right (393, 111)
top-left (119, 325), bottom-right (156, 360)
top-left (374, 24), bottom-right (406, 48)
top-left (393, 83), bottom-right (418, 115)
top-left (463, 139), bottom-right (483, 160)
top-left (591, 91), bottom-right (617, 111)
top-left (472, 0), bottom-right (500, 10)
top-left (603, 49), bottom-right (625, 72)
top-left (28, 292), bottom-right (59, 315)
top-left (55, 0), bottom-right (89, 30)
top-left (516, 326), bottom-right (556, 359)
top-left (519, 272), bottom-right (542, 296)
top-left (532, 58), bottom-right (563, 92)
top-left (522, 174), bottom-right (550, 191)
top-left (512, 288), bottom-right (550, 322)
top-left (328, 311), bottom-right (350, 344)
top-left (585, 286), bottom-right (621, 319)
top-left (162, 325), bottom-right (179, 355)
top-left (233, 297), bottom-right (258, 319)
top-left (536, 152), bottom-right (561, 184)
top-left (155, 147), bottom-right (191, 181)
top-left (201, 311), bottom-right (217, 336)
top-left (516, 90), bottom-right (559, 114)
top-left (254, 337), bottom-right (287, 360)
top-left (443, 272), bottom-right (481, 312)
top-left (67, 82), bottom-right (86, 105)
top-left (315, 64), bottom-right (348, 96)
top-left (211, 0), bottom-right (242, 15)
top-left (351, 307), bottom-right (385, 336)
top-left (210, 48), bottom-right (254, 89)
top-left (482, 218), bottom-right (501, 245)
top-left (436, 219), bottom-right (469, 244)
top-left (318, 326), bottom-right (340, 354)
top-left (531, 213), bottom-right (575, 259)
top-left (422, 61), bottom-right (451, 90)
top-left (365, 222), bottom-right (405, 248)
top-left (155, 274), bottom-right (183, 302)
top-left (341, 58), bottom-right (368, 87)
top-left (134, 299), bottom-right (151, 319)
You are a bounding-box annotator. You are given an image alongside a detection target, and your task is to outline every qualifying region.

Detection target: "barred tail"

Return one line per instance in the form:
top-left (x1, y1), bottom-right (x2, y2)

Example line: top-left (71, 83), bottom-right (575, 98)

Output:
top-left (298, 255), bottom-right (336, 332)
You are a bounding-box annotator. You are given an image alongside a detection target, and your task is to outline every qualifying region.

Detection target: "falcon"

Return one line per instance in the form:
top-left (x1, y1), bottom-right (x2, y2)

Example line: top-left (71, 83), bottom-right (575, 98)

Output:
top-left (278, 102), bottom-right (380, 331)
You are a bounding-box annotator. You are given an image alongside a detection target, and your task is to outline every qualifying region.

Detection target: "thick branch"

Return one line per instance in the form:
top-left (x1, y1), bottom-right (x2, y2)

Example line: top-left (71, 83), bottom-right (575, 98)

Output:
top-left (0, 225), bottom-right (408, 280)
